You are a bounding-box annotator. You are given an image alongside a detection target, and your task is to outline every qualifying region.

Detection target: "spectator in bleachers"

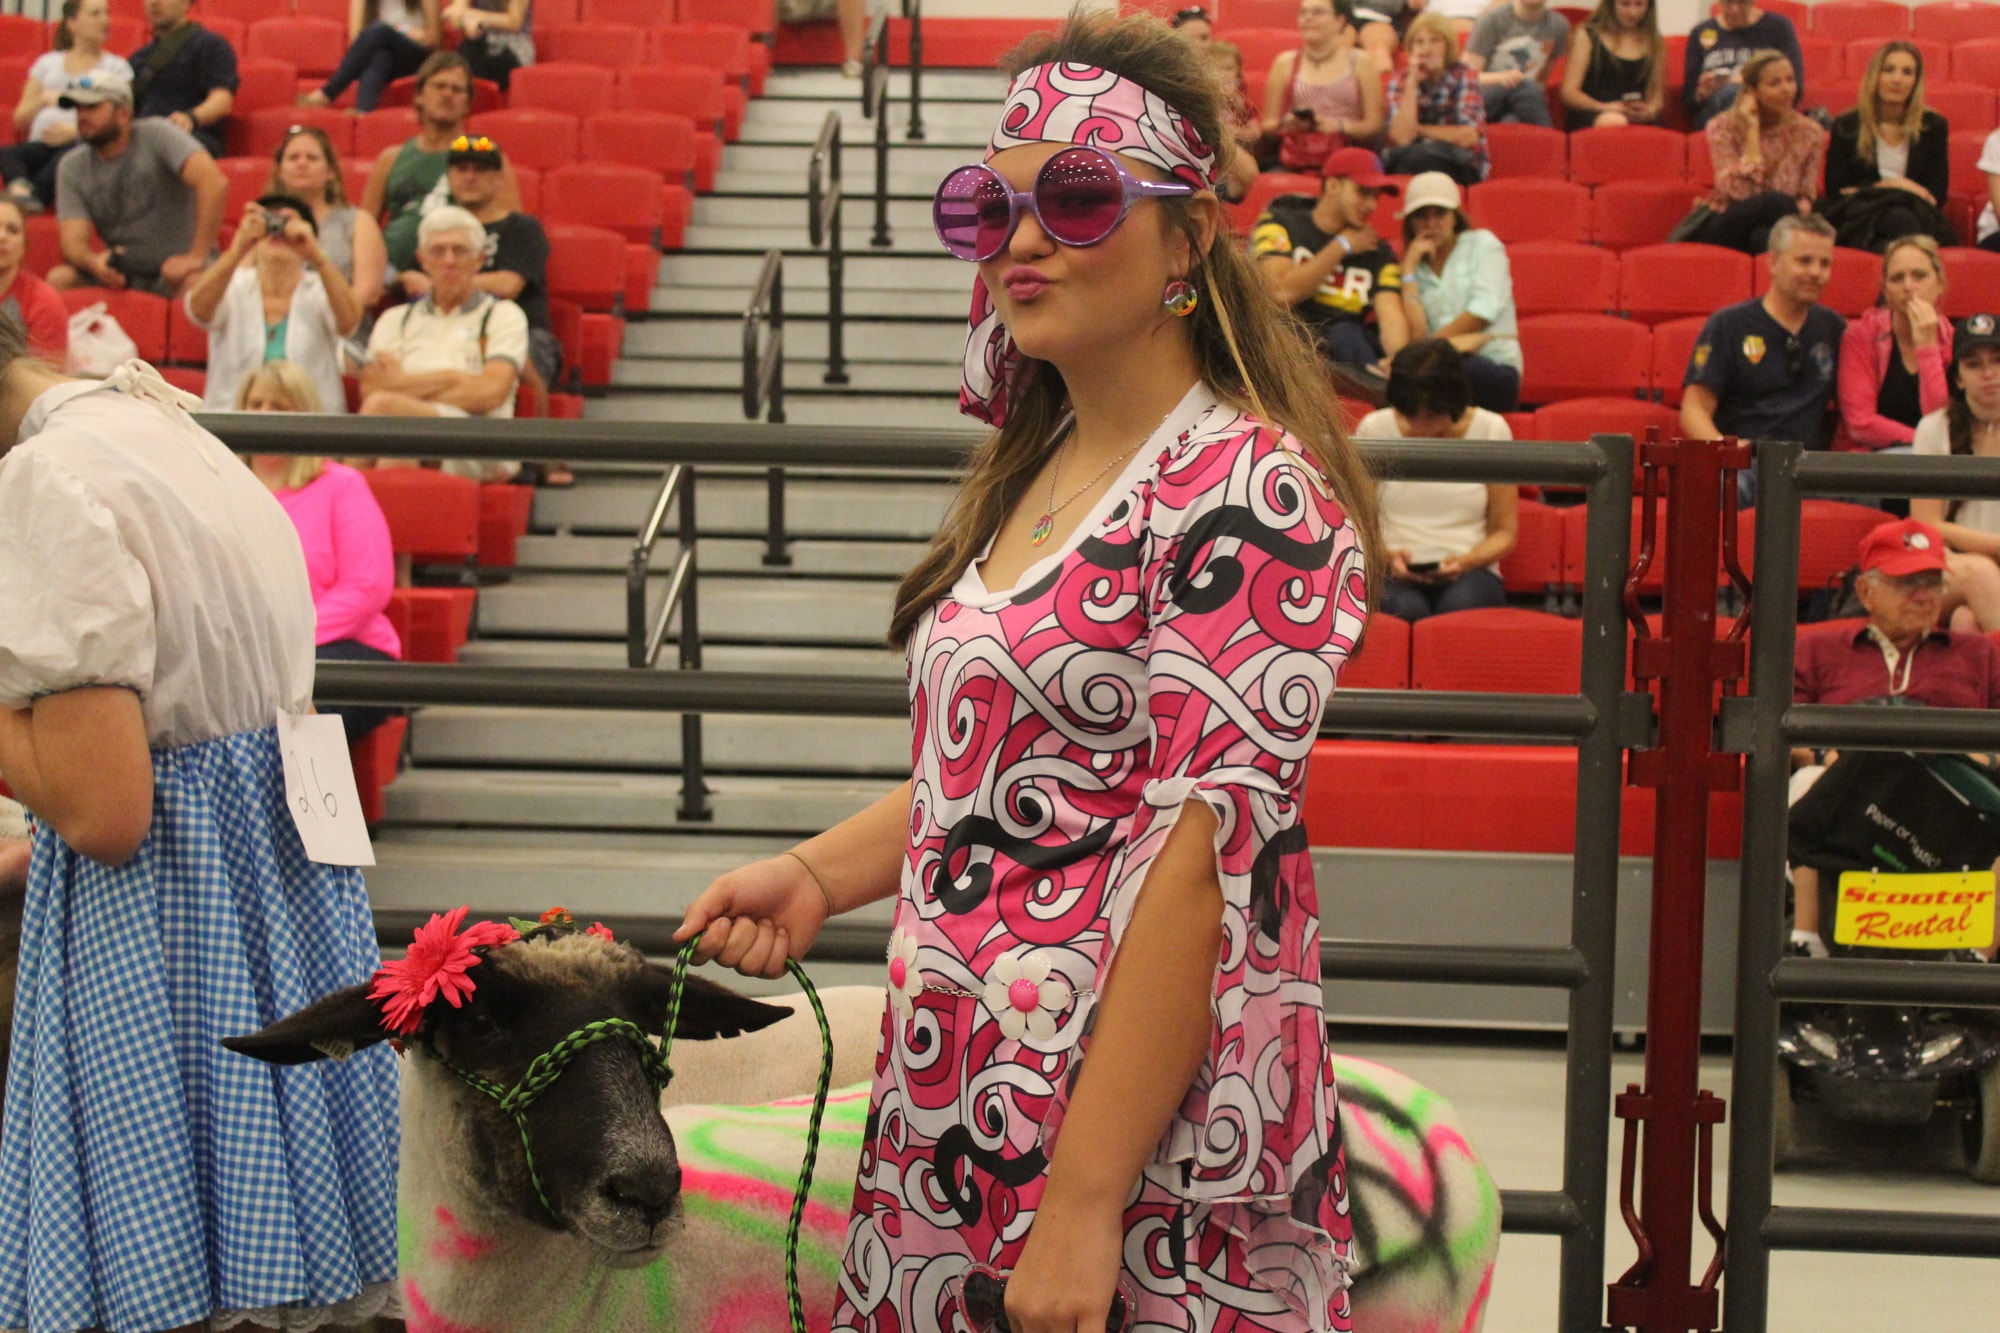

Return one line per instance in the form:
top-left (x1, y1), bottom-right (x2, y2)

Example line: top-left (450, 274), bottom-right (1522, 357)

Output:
top-left (1396, 171), bottom-right (1520, 410)
top-left (363, 51), bottom-right (518, 274)
top-left (0, 198), bottom-right (69, 362)
top-left (238, 361), bottom-right (402, 741)
top-left (1262, 0), bottom-right (1384, 174)
top-left (443, 0), bottom-right (533, 92)
top-left (415, 133), bottom-right (560, 391)
top-left (1912, 314), bottom-right (2000, 633)
top-left (1822, 43), bottom-right (1952, 251)
top-left (1170, 5), bottom-right (1214, 46)
top-left (48, 74), bottom-right (226, 300)
top-left (1205, 42), bottom-right (1263, 201)
top-left (1357, 338), bottom-right (1519, 620)
top-left (301, 0), bottom-right (442, 114)
top-left (1682, 0), bottom-right (1801, 131)
top-left (1425, 0), bottom-right (1492, 47)
top-left (1463, 0), bottom-right (1567, 128)
top-left (1252, 147), bottom-right (1409, 388)
top-left (185, 196), bottom-right (360, 416)
top-left (127, 0), bottom-right (237, 159)
top-left (1973, 126), bottom-right (1999, 255)
top-left (1383, 12), bottom-right (1488, 185)
top-left (1559, 0), bottom-right (1664, 131)
top-left (1837, 236), bottom-right (1953, 452)
top-left (780, 0), bottom-right (869, 79)
top-left (1, 0), bottom-right (133, 213)
top-left (1682, 212), bottom-right (1842, 504)
top-left (269, 125), bottom-right (387, 313)
top-left (359, 205), bottom-right (525, 480)
top-left (1686, 50), bottom-right (1823, 256)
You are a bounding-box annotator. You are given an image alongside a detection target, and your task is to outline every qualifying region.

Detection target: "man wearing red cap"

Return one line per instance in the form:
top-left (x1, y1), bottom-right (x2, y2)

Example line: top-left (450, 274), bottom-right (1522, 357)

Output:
top-left (1252, 147), bottom-right (1411, 386)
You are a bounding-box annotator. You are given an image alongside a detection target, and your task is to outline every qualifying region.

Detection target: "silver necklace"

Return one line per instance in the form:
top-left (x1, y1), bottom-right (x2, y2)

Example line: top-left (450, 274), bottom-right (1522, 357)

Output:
top-left (1030, 435), bottom-right (1142, 546)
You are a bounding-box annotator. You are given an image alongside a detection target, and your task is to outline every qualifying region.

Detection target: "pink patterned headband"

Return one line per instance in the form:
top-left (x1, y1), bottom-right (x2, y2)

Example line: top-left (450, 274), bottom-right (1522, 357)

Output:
top-left (961, 63), bottom-right (1216, 426)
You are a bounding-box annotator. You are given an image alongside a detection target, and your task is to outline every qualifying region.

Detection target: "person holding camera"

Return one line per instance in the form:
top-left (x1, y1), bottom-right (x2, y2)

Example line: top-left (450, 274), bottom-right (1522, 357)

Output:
top-left (1355, 338), bottom-right (1519, 621)
top-left (183, 195), bottom-right (360, 416)
top-left (46, 72), bottom-right (223, 300)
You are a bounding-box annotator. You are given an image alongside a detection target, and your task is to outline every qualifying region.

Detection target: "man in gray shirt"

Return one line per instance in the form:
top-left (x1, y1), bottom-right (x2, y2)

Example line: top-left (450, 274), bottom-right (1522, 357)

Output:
top-left (1463, 0), bottom-right (1569, 127)
top-left (49, 72), bottom-right (224, 299)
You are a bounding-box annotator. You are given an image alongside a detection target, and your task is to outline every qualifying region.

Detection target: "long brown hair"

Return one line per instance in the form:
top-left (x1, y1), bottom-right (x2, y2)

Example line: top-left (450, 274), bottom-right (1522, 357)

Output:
top-left (268, 126), bottom-right (350, 208)
top-left (1584, 0), bottom-right (1663, 82)
top-left (1856, 40), bottom-right (1928, 163)
top-left (887, 8), bottom-right (1381, 649)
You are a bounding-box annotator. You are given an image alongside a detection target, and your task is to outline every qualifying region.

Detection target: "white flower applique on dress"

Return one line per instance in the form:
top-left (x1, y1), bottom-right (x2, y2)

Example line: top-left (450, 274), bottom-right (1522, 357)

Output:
top-left (980, 949), bottom-right (1073, 1042)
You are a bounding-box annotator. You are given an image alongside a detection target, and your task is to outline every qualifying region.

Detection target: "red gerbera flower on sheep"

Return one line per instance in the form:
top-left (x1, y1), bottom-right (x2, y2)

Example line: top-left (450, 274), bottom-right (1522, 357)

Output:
top-left (585, 922), bottom-right (614, 943)
top-left (369, 906), bottom-right (521, 1035)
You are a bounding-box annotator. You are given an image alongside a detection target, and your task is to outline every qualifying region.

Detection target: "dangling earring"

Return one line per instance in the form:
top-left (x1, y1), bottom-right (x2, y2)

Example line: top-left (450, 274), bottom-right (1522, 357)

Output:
top-left (1162, 279), bottom-right (1199, 317)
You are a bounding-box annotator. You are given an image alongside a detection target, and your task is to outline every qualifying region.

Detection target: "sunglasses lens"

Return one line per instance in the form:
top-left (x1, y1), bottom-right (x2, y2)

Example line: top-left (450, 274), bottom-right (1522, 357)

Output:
top-left (935, 166), bottom-right (1011, 260)
top-left (1037, 149), bottom-right (1126, 247)
top-left (957, 1268), bottom-right (1011, 1333)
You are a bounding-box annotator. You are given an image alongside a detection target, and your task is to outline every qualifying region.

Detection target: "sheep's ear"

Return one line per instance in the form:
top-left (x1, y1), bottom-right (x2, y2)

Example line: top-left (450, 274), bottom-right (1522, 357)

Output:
top-left (647, 969), bottom-right (793, 1041)
top-left (222, 984), bottom-right (394, 1065)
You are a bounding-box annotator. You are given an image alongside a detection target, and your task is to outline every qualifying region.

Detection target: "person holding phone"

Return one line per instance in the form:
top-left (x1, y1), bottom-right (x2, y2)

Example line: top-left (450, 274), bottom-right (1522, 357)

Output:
top-left (1262, 0), bottom-right (1383, 172)
top-left (1560, 0), bottom-right (1664, 129)
top-left (1356, 338), bottom-right (1519, 621)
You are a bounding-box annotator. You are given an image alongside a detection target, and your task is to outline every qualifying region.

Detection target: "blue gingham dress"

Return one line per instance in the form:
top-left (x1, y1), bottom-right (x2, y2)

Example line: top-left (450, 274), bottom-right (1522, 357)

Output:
top-left (0, 371), bottom-right (399, 1333)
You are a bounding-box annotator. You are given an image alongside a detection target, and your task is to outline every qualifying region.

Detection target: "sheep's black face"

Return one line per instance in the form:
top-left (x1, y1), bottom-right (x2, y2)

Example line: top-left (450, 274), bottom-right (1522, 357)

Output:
top-left (421, 934), bottom-right (790, 1266)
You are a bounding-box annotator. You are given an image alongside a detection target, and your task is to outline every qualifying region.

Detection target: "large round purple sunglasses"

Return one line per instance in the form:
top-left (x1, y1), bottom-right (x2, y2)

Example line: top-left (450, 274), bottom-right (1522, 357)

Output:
top-left (933, 146), bottom-right (1197, 262)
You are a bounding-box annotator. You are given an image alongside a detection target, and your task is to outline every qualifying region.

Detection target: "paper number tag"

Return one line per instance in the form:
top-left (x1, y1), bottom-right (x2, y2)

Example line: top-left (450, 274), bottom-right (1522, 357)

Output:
top-left (276, 712), bottom-right (376, 867)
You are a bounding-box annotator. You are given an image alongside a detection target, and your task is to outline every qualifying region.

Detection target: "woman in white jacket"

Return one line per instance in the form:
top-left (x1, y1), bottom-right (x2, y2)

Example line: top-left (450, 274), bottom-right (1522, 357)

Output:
top-left (185, 195), bottom-right (362, 415)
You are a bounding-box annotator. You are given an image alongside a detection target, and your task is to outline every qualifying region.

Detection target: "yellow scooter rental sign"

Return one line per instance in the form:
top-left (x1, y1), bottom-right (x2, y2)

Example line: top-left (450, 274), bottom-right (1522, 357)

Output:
top-left (1834, 870), bottom-right (1999, 951)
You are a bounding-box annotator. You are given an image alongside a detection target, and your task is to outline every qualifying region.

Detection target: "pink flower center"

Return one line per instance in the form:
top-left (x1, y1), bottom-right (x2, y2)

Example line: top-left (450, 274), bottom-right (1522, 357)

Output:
top-left (1008, 978), bottom-right (1041, 1013)
top-left (888, 957), bottom-right (907, 988)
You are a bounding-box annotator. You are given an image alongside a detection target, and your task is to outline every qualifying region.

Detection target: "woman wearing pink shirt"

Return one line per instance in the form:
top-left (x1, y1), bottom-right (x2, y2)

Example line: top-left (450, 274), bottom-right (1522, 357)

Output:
top-left (1837, 236), bottom-right (1955, 451)
top-left (239, 361), bottom-right (401, 740)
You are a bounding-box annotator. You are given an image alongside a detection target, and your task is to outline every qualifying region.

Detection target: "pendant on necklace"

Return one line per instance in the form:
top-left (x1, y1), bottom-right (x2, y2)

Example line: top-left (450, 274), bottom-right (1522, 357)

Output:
top-left (1030, 512), bottom-right (1054, 546)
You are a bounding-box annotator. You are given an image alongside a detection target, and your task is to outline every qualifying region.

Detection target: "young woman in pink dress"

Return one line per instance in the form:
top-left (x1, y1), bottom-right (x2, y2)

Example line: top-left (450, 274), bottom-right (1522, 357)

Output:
top-left (677, 13), bottom-right (1381, 1333)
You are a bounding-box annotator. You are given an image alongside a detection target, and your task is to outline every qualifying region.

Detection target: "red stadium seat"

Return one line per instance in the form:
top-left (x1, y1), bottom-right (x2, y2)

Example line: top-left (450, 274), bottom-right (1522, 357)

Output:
top-left (352, 108), bottom-right (418, 158)
top-left (1465, 177), bottom-right (1591, 244)
top-left (510, 164), bottom-right (542, 214)
top-left (1300, 740), bottom-right (1431, 851)
top-left (349, 713), bottom-right (406, 826)
top-left (243, 104), bottom-right (354, 158)
top-left (58, 287), bottom-right (167, 362)
top-left (1685, 130), bottom-right (1715, 186)
top-left (1923, 81), bottom-right (1997, 128)
top-left (1648, 315), bottom-right (1706, 407)
top-left (1336, 614), bottom-right (1411, 690)
top-left (247, 17), bottom-right (347, 79)
top-left (363, 467), bottom-right (481, 559)
top-left (1228, 170), bottom-right (1320, 234)
top-left (378, 74), bottom-right (505, 113)
top-left (1411, 608), bottom-right (1583, 694)
top-left (1949, 130), bottom-right (1990, 204)
top-left (1808, 0), bottom-right (1908, 41)
top-left (1939, 247), bottom-right (2000, 317)
top-left (296, 0), bottom-right (350, 20)
top-left (620, 63), bottom-right (730, 137)
top-left (200, 15), bottom-right (246, 54)
top-left (478, 483), bottom-right (535, 567)
top-left (1563, 496), bottom-right (1669, 594)
top-left (101, 13), bottom-right (147, 55)
top-left (1217, 27), bottom-right (1296, 72)
top-left (508, 61), bottom-right (616, 116)
top-left (576, 310), bottom-right (624, 386)
top-left (1485, 122), bottom-right (1568, 178)
top-left (1499, 497), bottom-right (1565, 596)
top-left (543, 161), bottom-right (671, 244)
top-left (167, 298), bottom-right (207, 365)
top-left (1533, 396), bottom-right (1679, 449)
top-left (1952, 39), bottom-right (2000, 89)
top-left (1591, 178), bottom-right (1699, 250)
top-left (24, 214), bottom-right (60, 277)
top-left (232, 57), bottom-right (299, 118)
top-left (1566, 125), bottom-right (1687, 185)
top-left (677, 0), bottom-right (774, 35)
top-left (0, 16), bottom-right (46, 61)
top-left (582, 110), bottom-right (700, 188)
top-left (1753, 246), bottom-right (1879, 318)
top-left (1619, 243), bottom-right (1751, 323)
top-left (540, 20), bottom-right (652, 69)
top-left (216, 155), bottom-right (273, 220)
top-left (201, 0), bottom-right (287, 24)
top-left (647, 23), bottom-right (751, 83)
top-left (0, 56), bottom-right (28, 115)
top-left (584, 0), bottom-right (672, 23)
top-left (1216, 0), bottom-right (1301, 27)
top-left (1842, 36), bottom-right (1949, 78)
top-left (1915, 2), bottom-right (1996, 46)
top-left (624, 241), bottom-right (662, 307)
top-left (544, 222), bottom-right (628, 311)
top-left (1735, 498), bottom-right (1895, 592)
top-left (385, 587), bottom-right (476, 662)
top-left (1510, 240), bottom-right (1620, 315)
top-left (1518, 313), bottom-right (1652, 404)
top-left (465, 108), bottom-right (580, 172)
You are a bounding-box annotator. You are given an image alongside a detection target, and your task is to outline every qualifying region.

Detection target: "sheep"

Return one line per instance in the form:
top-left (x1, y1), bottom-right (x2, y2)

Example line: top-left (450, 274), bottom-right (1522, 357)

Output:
top-left (229, 927), bottom-right (1499, 1333)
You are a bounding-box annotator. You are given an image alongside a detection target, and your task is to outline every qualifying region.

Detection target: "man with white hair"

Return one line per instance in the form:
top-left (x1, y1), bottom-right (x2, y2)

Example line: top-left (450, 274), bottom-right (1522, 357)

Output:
top-left (359, 204), bottom-right (526, 481)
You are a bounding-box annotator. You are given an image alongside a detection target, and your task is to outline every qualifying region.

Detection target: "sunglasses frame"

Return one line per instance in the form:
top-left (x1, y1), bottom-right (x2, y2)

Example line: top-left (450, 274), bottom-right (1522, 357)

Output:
top-left (947, 1262), bottom-right (1139, 1333)
top-left (932, 146), bottom-right (1197, 263)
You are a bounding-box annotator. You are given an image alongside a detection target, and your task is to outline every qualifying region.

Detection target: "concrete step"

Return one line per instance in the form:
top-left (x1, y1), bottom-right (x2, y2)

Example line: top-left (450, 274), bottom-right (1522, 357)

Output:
top-left (682, 223), bottom-right (945, 257)
top-left (583, 391), bottom-right (972, 430)
top-left (624, 319), bottom-right (959, 363)
top-left (738, 99), bottom-right (990, 145)
top-left (514, 532), bottom-right (926, 577)
top-left (453, 638), bottom-right (904, 676)
top-left (694, 193), bottom-right (935, 231)
top-left (760, 69), bottom-right (1007, 104)
top-left (655, 250), bottom-right (961, 290)
top-left (724, 140), bottom-right (976, 181)
top-left (613, 358), bottom-right (955, 394)
top-left (474, 571), bottom-right (895, 641)
top-left (385, 768), bottom-right (887, 832)
top-left (644, 282), bottom-right (963, 319)
top-left (408, 705), bottom-right (909, 772)
top-left (531, 473), bottom-right (953, 537)
top-left (712, 167), bottom-right (966, 199)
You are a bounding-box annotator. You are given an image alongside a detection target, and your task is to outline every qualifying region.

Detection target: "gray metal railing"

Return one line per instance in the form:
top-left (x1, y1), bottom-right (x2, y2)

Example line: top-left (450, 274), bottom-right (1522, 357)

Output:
top-left (860, 9), bottom-right (894, 248)
top-left (903, 0), bottom-right (925, 142)
top-left (806, 110), bottom-right (850, 387)
top-left (739, 251), bottom-right (791, 567)
top-left (624, 465), bottom-right (707, 820)
top-left (1725, 444), bottom-right (2000, 1331)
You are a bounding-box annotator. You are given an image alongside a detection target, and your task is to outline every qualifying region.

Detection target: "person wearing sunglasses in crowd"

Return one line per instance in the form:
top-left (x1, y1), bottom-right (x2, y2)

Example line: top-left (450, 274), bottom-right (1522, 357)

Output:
top-left (361, 50), bottom-right (519, 274)
top-left (677, 12), bottom-right (1378, 1333)
top-left (1681, 212), bottom-right (1843, 506)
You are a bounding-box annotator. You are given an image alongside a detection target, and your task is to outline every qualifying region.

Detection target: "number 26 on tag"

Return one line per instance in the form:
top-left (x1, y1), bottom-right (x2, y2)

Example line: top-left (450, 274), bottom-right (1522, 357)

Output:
top-left (276, 712), bottom-right (375, 866)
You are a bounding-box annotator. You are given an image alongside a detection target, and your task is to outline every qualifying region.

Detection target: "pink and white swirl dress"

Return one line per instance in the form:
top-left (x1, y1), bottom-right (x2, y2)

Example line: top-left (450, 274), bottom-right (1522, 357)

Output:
top-left (835, 386), bottom-right (1367, 1333)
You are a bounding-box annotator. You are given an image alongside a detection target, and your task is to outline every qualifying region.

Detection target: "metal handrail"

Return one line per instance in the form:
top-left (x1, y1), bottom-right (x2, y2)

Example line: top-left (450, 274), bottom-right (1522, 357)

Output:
top-left (626, 465), bottom-right (686, 669)
top-left (623, 466), bottom-right (709, 820)
top-left (807, 110), bottom-right (849, 386)
top-left (860, 9), bottom-right (893, 247)
top-left (903, 0), bottom-right (924, 141)
top-left (739, 250), bottom-right (790, 567)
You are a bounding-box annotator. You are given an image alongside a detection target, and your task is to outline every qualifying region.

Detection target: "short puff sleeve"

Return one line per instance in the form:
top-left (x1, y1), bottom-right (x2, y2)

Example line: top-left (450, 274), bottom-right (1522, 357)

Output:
top-left (0, 449), bottom-right (155, 709)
